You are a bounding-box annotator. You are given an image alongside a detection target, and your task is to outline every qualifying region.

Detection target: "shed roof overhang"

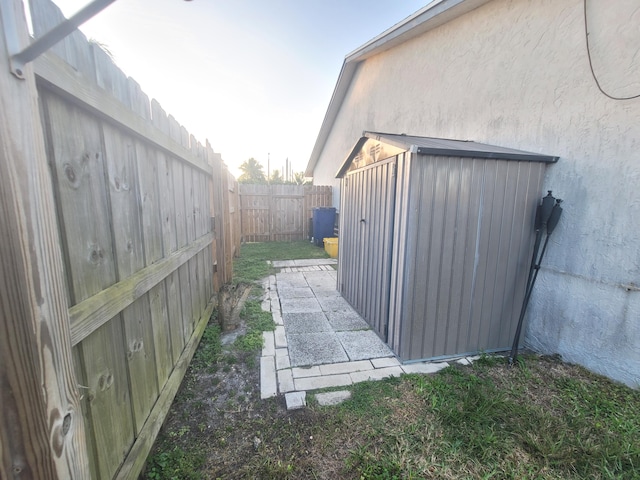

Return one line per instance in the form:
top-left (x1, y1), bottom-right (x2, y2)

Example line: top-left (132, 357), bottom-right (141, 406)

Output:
top-left (305, 0), bottom-right (495, 177)
top-left (336, 131), bottom-right (559, 178)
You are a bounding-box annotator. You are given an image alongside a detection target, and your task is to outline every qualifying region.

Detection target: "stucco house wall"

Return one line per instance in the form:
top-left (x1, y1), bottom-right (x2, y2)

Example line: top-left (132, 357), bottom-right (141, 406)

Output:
top-left (307, 0), bottom-right (640, 387)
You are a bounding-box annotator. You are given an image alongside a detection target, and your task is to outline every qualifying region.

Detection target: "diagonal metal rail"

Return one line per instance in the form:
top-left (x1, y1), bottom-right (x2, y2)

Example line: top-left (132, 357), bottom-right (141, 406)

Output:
top-left (1, 0), bottom-right (116, 78)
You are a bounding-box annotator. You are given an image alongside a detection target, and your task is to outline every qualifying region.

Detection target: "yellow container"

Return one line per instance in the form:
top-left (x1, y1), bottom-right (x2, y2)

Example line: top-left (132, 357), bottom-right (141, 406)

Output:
top-left (323, 237), bottom-right (339, 258)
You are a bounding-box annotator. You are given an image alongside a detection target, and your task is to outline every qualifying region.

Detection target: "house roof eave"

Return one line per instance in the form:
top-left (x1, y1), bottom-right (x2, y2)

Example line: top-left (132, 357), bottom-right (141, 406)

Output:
top-left (305, 0), bottom-right (494, 178)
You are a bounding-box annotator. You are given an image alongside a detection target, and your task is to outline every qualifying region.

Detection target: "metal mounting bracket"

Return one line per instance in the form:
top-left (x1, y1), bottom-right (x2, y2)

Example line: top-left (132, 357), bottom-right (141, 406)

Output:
top-left (1, 0), bottom-right (116, 79)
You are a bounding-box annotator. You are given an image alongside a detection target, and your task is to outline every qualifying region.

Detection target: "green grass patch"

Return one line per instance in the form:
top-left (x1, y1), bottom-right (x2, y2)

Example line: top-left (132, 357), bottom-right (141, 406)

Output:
top-left (233, 241), bottom-right (328, 284)
top-left (332, 357), bottom-right (640, 479)
top-left (234, 299), bottom-right (275, 352)
top-left (190, 318), bottom-right (222, 372)
top-left (401, 358), bottom-right (640, 479)
top-left (338, 376), bottom-right (401, 419)
top-left (145, 443), bottom-right (205, 480)
top-left (146, 237), bottom-right (640, 479)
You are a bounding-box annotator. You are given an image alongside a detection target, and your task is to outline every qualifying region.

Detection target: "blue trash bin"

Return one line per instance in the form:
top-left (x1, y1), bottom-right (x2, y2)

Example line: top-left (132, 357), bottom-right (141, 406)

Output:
top-left (312, 207), bottom-right (336, 247)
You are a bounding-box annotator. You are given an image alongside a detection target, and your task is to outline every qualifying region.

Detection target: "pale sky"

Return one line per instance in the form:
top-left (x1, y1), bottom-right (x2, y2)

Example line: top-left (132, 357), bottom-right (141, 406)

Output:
top-left (45, 0), bottom-right (426, 177)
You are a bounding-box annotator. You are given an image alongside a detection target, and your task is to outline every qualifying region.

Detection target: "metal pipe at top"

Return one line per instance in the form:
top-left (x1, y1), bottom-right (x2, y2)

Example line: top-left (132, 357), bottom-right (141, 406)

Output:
top-left (13, 0), bottom-right (116, 66)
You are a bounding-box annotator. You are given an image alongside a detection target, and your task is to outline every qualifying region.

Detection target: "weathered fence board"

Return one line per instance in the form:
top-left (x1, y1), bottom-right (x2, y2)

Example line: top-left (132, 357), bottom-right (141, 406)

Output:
top-left (0, 0), bottom-right (90, 475)
top-left (122, 297), bottom-right (158, 436)
top-left (136, 141), bottom-right (163, 265)
top-left (43, 92), bottom-right (116, 304)
top-left (2, 0), bottom-right (242, 478)
top-left (114, 301), bottom-right (214, 480)
top-left (104, 124), bottom-right (146, 278)
top-left (68, 233), bottom-right (213, 345)
top-left (35, 51), bottom-right (212, 175)
top-left (77, 319), bottom-right (133, 480)
top-left (239, 184), bottom-right (332, 242)
top-left (158, 152), bottom-right (178, 255)
top-left (166, 271), bottom-right (185, 363)
top-left (148, 283), bottom-right (173, 387)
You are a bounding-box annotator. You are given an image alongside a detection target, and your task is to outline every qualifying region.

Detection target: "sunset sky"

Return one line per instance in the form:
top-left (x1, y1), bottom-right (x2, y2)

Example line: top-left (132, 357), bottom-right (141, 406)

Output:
top-left (45, 0), bottom-right (426, 177)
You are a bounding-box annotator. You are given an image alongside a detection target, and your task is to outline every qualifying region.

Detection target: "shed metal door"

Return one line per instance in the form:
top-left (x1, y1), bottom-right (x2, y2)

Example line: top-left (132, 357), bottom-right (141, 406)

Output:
top-left (339, 157), bottom-right (397, 340)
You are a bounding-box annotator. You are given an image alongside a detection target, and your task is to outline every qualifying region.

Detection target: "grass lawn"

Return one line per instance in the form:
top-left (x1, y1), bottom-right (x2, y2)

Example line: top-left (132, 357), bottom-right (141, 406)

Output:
top-left (144, 242), bottom-right (640, 480)
top-left (232, 240), bottom-right (329, 284)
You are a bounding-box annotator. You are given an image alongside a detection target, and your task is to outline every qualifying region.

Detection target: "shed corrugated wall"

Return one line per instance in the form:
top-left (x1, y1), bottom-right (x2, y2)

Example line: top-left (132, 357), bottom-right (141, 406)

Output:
top-left (338, 156), bottom-right (399, 339)
top-left (389, 154), bottom-right (546, 361)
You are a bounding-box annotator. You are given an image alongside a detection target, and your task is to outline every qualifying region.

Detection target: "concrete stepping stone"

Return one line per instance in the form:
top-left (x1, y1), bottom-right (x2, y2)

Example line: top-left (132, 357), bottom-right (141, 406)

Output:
top-left (315, 390), bottom-right (351, 406)
top-left (285, 391), bottom-right (307, 410)
top-left (261, 331), bottom-right (275, 357)
top-left (287, 332), bottom-right (349, 366)
top-left (294, 373), bottom-right (352, 391)
top-left (277, 287), bottom-right (315, 299)
top-left (317, 296), bottom-right (352, 312)
top-left (402, 362), bottom-right (449, 374)
top-left (337, 330), bottom-right (394, 361)
top-left (282, 312), bottom-right (332, 334)
top-left (260, 356), bottom-right (277, 399)
top-left (275, 272), bottom-right (308, 288)
top-left (280, 297), bottom-right (322, 314)
top-left (350, 366), bottom-right (403, 383)
top-left (325, 309), bottom-right (369, 331)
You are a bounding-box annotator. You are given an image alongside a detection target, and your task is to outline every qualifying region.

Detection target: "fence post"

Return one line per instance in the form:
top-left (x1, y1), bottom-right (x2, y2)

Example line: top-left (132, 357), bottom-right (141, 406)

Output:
top-left (0, 0), bottom-right (89, 477)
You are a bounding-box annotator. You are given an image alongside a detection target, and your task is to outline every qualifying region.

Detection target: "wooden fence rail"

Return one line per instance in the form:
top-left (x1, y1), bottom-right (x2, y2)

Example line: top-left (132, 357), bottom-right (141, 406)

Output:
top-left (0, 0), bottom-right (240, 478)
top-left (239, 184), bottom-right (332, 242)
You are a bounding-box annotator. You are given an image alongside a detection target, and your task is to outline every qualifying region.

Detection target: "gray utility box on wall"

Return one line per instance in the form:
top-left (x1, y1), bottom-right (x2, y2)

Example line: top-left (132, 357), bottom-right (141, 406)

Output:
top-left (336, 131), bottom-right (558, 362)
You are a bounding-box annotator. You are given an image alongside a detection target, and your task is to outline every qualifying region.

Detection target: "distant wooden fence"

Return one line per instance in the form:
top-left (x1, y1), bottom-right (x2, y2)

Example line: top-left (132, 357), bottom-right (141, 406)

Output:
top-left (0, 0), bottom-right (239, 478)
top-left (239, 184), bottom-right (332, 242)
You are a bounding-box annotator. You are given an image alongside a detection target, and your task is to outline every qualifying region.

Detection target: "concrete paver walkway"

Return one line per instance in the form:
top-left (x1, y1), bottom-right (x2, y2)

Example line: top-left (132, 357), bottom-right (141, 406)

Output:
top-left (259, 258), bottom-right (476, 405)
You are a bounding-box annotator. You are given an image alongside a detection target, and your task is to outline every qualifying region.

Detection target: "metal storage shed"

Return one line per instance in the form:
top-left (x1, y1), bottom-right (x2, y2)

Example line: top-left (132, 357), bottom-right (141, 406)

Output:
top-left (336, 131), bottom-right (558, 362)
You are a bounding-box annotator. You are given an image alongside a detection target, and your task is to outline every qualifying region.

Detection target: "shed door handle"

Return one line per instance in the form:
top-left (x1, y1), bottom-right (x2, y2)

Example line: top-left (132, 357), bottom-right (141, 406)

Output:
top-left (360, 218), bottom-right (366, 224)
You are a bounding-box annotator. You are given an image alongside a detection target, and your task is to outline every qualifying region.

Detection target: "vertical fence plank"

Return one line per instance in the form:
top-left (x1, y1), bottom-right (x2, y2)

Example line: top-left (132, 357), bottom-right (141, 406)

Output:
top-left (178, 263), bottom-right (194, 339)
top-left (207, 143), bottom-right (220, 292)
top-left (167, 115), bottom-right (181, 144)
top-left (185, 166), bottom-right (196, 244)
top-left (212, 152), bottom-right (227, 283)
top-left (128, 78), bottom-right (151, 120)
top-left (165, 271), bottom-right (185, 363)
top-left (101, 122), bottom-right (162, 449)
top-left (42, 93), bottom-right (116, 304)
top-left (148, 283), bottom-right (172, 388)
top-left (0, 0), bottom-right (90, 475)
top-left (180, 125), bottom-right (190, 150)
top-left (121, 297), bottom-right (158, 435)
top-left (66, 29), bottom-right (95, 80)
top-left (102, 124), bottom-right (145, 277)
top-left (78, 319), bottom-right (134, 480)
top-left (232, 178), bottom-right (241, 255)
top-left (29, 0), bottom-right (66, 59)
top-left (30, 0), bottom-right (94, 78)
top-left (222, 167), bottom-right (234, 281)
top-left (93, 44), bottom-right (131, 107)
top-left (158, 152), bottom-right (177, 255)
top-left (136, 141), bottom-right (163, 265)
top-left (173, 161), bottom-right (187, 249)
top-left (188, 241), bottom-right (202, 324)
top-left (150, 99), bottom-right (170, 137)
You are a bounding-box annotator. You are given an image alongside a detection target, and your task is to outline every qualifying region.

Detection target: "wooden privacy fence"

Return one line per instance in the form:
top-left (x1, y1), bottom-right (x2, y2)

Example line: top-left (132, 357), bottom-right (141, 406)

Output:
top-left (0, 0), bottom-right (239, 478)
top-left (240, 184), bottom-right (332, 242)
